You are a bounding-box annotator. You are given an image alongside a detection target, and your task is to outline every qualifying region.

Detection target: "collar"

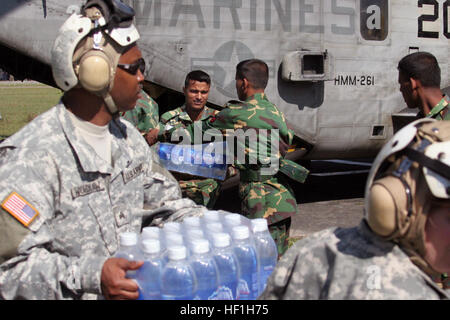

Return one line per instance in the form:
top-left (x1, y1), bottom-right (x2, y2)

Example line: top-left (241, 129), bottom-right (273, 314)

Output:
top-left (57, 102), bottom-right (131, 175)
top-left (427, 95), bottom-right (449, 119)
top-left (245, 92), bottom-right (268, 103)
top-left (179, 104), bottom-right (215, 122)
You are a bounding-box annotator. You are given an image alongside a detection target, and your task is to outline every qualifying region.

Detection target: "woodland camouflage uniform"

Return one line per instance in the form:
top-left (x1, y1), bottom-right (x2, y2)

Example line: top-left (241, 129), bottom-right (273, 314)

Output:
top-left (183, 93), bottom-right (308, 255)
top-left (121, 89), bottom-right (159, 134)
top-left (425, 95), bottom-right (449, 120)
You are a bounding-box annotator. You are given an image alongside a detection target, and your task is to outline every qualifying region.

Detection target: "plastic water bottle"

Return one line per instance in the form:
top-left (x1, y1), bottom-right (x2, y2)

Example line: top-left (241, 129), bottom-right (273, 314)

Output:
top-left (163, 232), bottom-right (185, 263)
top-left (115, 232), bottom-right (142, 297)
top-left (231, 226), bottom-right (259, 300)
top-left (161, 246), bottom-right (197, 300)
top-left (211, 233), bottom-right (240, 300)
top-left (202, 210), bottom-right (221, 223)
top-left (115, 232), bottom-right (141, 277)
top-left (189, 239), bottom-right (220, 300)
top-left (136, 239), bottom-right (164, 300)
top-left (164, 222), bottom-right (182, 234)
top-left (140, 227), bottom-right (165, 251)
top-left (185, 228), bottom-right (206, 251)
top-left (223, 213), bottom-right (243, 233)
top-left (204, 222), bottom-right (224, 240)
top-left (182, 216), bottom-right (202, 234)
top-left (252, 218), bottom-right (278, 296)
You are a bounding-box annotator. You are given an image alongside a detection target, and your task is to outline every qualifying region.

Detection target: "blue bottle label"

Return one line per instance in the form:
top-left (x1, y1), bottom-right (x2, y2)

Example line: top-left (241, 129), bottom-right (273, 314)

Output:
top-left (236, 279), bottom-right (251, 300)
top-left (214, 286), bottom-right (234, 300)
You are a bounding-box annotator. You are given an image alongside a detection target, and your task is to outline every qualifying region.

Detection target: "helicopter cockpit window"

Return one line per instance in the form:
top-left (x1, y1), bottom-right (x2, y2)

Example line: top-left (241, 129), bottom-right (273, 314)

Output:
top-left (360, 0), bottom-right (389, 41)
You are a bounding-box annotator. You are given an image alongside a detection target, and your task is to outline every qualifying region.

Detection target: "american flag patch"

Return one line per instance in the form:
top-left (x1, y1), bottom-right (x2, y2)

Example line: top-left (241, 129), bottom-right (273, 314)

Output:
top-left (1, 192), bottom-right (39, 227)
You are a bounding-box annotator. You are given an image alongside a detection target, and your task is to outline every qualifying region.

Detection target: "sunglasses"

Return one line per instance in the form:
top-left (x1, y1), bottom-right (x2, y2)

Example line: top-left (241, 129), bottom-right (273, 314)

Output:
top-left (117, 58), bottom-right (146, 75)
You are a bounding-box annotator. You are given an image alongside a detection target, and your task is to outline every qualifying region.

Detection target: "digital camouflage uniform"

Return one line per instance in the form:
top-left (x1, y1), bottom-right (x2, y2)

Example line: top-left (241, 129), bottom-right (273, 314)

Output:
top-left (259, 221), bottom-right (450, 299)
top-left (157, 104), bottom-right (221, 209)
top-left (0, 102), bottom-right (208, 300)
top-left (183, 93), bottom-right (307, 256)
top-left (121, 89), bottom-right (159, 134)
top-left (426, 95), bottom-right (449, 121)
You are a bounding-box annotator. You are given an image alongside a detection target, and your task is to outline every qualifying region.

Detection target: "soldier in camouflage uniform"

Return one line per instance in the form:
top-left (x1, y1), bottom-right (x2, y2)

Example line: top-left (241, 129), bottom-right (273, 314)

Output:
top-left (0, 4), bottom-right (212, 300)
top-left (260, 119), bottom-right (450, 299)
top-left (164, 60), bottom-right (308, 256)
top-left (121, 89), bottom-right (160, 143)
top-left (398, 51), bottom-right (449, 121)
top-left (148, 71), bottom-right (221, 209)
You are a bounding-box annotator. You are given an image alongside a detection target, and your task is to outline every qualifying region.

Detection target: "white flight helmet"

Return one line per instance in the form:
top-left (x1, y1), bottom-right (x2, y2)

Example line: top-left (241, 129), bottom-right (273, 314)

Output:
top-left (364, 118), bottom-right (450, 240)
top-left (51, 1), bottom-right (140, 114)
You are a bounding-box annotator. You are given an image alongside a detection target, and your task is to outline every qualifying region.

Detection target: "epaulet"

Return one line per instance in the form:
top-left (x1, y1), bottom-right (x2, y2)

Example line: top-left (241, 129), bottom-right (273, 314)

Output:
top-left (224, 100), bottom-right (247, 108)
top-left (160, 107), bottom-right (182, 124)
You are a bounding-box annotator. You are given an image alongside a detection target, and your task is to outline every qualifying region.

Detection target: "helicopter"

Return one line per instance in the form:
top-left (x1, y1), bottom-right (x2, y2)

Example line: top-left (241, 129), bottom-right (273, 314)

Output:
top-left (0, 0), bottom-right (448, 162)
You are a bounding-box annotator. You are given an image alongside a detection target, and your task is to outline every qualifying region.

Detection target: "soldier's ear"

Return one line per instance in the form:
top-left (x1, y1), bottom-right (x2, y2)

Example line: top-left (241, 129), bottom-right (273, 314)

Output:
top-left (410, 78), bottom-right (419, 91)
top-left (242, 78), bottom-right (250, 90)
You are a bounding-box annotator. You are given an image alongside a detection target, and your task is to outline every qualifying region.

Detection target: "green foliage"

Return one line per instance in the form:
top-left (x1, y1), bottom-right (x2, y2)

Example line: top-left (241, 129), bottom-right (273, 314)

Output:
top-left (0, 83), bottom-right (62, 139)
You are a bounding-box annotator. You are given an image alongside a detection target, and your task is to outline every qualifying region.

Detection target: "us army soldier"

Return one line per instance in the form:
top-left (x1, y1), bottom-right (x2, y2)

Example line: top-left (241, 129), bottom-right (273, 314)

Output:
top-left (147, 70), bottom-right (221, 209)
top-left (0, 1), bottom-right (209, 300)
top-left (260, 119), bottom-right (450, 299)
top-left (398, 51), bottom-right (449, 121)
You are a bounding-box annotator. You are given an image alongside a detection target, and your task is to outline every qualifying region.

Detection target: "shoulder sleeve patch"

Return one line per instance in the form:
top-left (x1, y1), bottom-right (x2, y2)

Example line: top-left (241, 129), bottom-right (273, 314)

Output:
top-left (1, 192), bottom-right (40, 227)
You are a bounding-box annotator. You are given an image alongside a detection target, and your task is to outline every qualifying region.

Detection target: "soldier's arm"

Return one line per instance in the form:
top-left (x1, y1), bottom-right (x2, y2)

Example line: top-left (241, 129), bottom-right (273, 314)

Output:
top-left (0, 149), bottom-right (107, 299)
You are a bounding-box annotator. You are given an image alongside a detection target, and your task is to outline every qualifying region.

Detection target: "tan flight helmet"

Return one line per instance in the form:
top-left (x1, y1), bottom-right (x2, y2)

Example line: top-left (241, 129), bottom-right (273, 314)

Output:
top-left (51, 0), bottom-right (140, 114)
top-left (364, 118), bottom-right (450, 273)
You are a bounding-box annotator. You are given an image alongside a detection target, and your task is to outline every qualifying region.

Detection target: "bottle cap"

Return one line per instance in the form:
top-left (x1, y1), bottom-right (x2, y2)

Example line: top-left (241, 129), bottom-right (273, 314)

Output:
top-left (212, 232), bottom-right (231, 248)
top-left (141, 227), bottom-right (160, 240)
top-left (168, 245), bottom-right (187, 260)
top-left (224, 213), bottom-right (242, 226)
top-left (232, 226), bottom-right (250, 240)
top-left (251, 218), bottom-right (268, 232)
top-left (185, 228), bottom-right (204, 240)
top-left (205, 222), bottom-right (223, 233)
top-left (141, 239), bottom-right (160, 254)
top-left (164, 222), bottom-right (181, 233)
top-left (191, 239), bottom-right (210, 254)
top-left (119, 232), bottom-right (138, 246)
top-left (165, 232), bottom-right (184, 246)
top-left (183, 216), bottom-right (201, 228)
top-left (203, 210), bottom-right (220, 222)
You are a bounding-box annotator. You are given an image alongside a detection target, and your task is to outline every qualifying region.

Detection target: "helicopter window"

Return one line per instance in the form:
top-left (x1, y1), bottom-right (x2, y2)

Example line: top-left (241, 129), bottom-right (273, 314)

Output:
top-left (360, 0), bottom-right (389, 41)
top-left (302, 55), bottom-right (324, 76)
top-left (371, 125), bottom-right (386, 139)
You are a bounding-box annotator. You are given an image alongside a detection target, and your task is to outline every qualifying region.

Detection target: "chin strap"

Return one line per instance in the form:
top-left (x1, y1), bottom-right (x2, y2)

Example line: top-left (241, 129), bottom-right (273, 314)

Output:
top-left (103, 92), bottom-right (119, 115)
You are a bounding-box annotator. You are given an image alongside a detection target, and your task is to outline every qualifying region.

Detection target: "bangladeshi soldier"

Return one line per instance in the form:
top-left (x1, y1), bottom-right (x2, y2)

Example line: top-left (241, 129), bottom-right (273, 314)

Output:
top-left (0, 1), bottom-right (212, 300)
top-left (158, 59), bottom-right (308, 256)
top-left (121, 88), bottom-right (160, 143)
top-left (260, 119), bottom-right (450, 299)
top-left (398, 51), bottom-right (449, 120)
top-left (147, 70), bottom-right (221, 209)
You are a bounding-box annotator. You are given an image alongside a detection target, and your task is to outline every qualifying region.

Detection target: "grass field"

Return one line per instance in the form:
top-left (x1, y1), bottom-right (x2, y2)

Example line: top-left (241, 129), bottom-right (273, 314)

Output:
top-left (0, 82), bottom-right (62, 139)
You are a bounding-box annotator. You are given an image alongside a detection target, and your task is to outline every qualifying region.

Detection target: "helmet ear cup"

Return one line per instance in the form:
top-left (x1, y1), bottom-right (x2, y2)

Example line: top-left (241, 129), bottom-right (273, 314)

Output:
top-left (76, 50), bottom-right (113, 93)
top-left (367, 176), bottom-right (409, 237)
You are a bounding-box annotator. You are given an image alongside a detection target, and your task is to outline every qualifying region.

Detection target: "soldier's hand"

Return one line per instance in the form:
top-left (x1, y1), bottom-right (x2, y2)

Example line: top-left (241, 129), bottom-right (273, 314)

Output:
top-left (100, 257), bottom-right (144, 300)
top-left (145, 128), bottom-right (160, 146)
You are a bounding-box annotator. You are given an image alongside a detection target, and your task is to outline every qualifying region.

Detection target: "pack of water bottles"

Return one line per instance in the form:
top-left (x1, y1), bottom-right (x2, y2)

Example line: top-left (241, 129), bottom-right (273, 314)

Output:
top-left (157, 142), bottom-right (228, 181)
top-left (115, 211), bottom-right (278, 300)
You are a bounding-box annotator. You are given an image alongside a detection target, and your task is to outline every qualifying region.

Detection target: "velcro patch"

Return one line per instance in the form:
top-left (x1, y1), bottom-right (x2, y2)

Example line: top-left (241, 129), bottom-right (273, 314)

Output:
top-left (1, 192), bottom-right (40, 227)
